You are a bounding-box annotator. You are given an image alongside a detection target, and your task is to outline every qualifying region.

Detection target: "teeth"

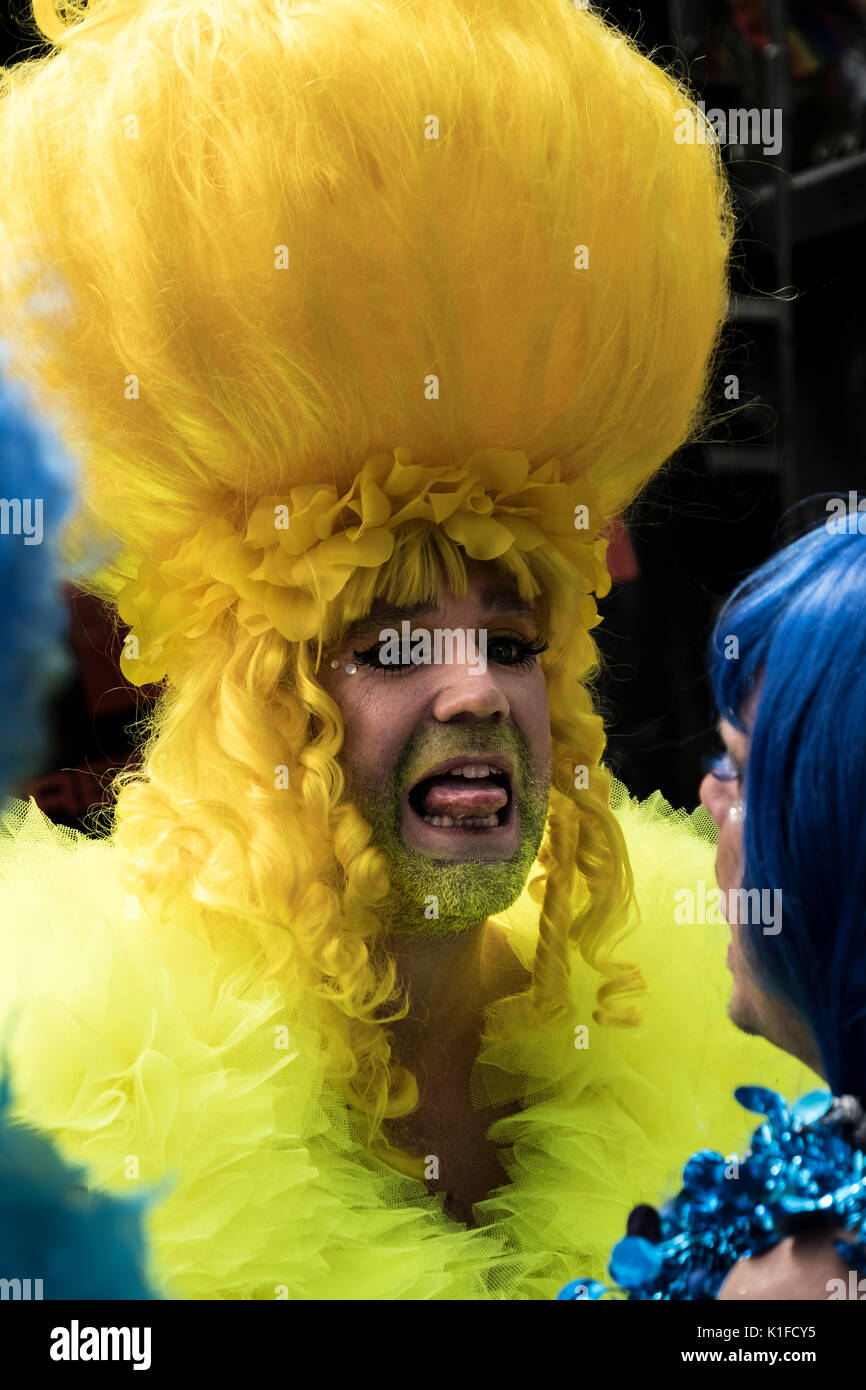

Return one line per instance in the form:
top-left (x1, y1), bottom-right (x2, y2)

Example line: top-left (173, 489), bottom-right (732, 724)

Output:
top-left (422, 813), bottom-right (499, 828)
top-left (449, 763), bottom-right (494, 779)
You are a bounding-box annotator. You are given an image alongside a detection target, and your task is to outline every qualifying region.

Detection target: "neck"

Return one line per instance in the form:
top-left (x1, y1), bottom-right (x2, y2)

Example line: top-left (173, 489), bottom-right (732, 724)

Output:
top-left (384, 918), bottom-right (530, 1064)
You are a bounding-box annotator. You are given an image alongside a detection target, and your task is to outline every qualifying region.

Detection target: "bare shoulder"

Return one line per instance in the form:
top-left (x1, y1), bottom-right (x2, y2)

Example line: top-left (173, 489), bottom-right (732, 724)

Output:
top-left (718, 1231), bottom-right (856, 1301)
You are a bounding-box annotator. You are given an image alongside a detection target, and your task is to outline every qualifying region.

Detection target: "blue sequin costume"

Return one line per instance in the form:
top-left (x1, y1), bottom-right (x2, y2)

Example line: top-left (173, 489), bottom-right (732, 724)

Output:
top-left (558, 1086), bottom-right (866, 1301)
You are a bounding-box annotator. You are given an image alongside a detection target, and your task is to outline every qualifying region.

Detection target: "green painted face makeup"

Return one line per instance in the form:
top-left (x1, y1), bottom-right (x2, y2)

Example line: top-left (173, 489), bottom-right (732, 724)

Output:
top-left (355, 724), bottom-right (550, 936)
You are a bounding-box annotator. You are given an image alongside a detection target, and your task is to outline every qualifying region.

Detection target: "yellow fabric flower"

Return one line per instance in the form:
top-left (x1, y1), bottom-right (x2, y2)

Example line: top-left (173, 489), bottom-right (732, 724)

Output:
top-left (115, 447), bottom-right (610, 685)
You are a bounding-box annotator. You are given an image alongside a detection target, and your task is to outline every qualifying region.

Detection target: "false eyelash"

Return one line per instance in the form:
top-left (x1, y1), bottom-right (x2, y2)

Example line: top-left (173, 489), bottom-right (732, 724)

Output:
top-left (490, 634), bottom-right (549, 668)
top-left (352, 641), bottom-right (413, 677)
top-left (351, 633), bottom-right (550, 676)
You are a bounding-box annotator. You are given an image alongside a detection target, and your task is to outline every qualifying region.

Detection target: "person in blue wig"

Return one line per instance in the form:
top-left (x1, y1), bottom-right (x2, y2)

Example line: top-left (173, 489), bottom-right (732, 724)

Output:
top-left (0, 351), bottom-right (156, 1300)
top-left (560, 517), bottom-right (866, 1301)
top-left (0, 349), bottom-right (73, 788)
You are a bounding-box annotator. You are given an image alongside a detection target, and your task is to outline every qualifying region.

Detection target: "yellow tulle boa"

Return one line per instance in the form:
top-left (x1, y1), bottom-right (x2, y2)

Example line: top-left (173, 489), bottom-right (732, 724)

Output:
top-left (0, 785), bottom-right (817, 1300)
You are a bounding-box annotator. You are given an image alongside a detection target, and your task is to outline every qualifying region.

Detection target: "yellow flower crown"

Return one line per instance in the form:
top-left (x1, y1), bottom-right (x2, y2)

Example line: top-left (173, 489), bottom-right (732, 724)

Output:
top-left (115, 447), bottom-right (610, 685)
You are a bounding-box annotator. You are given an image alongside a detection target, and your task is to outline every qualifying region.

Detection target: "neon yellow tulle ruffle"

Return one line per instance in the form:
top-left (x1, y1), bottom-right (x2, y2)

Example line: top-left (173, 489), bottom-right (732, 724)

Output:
top-left (0, 786), bottom-right (816, 1299)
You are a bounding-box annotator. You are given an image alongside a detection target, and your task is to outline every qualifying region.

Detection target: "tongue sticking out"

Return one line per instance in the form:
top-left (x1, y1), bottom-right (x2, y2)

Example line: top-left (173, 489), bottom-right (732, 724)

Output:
top-left (419, 774), bottom-right (508, 821)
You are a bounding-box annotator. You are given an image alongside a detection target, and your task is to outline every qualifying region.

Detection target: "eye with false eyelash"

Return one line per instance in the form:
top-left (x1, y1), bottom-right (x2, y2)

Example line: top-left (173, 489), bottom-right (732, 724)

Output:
top-left (704, 751), bottom-right (743, 783)
top-left (351, 633), bottom-right (550, 677)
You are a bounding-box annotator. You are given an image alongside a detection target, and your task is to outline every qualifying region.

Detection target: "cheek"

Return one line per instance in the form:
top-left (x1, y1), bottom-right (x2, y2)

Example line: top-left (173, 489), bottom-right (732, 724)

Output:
top-left (727, 924), bottom-right (753, 996)
top-left (700, 773), bottom-right (732, 827)
top-left (517, 669), bottom-right (552, 769)
top-left (335, 683), bottom-right (421, 787)
top-left (727, 922), bottom-right (767, 1016)
top-left (715, 814), bottom-right (743, 894)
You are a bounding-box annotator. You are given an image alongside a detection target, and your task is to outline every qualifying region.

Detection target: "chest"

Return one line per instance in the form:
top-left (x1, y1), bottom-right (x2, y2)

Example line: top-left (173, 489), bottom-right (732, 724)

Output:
top-left (384, 1063), bottom-right (517, 1227)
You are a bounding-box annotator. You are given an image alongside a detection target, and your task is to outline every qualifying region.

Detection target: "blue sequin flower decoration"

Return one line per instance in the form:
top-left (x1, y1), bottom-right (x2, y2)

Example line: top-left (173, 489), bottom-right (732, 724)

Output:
top-left (557, 1086), bottom-right (866, 1301)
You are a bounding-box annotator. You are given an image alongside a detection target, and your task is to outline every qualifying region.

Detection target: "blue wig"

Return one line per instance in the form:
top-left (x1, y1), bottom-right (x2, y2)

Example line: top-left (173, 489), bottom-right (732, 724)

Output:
top-left (710, 521), bottom-right (866, 1100)
top-left (0, 347), bottom-right (157, 1297)
top-left (0, 1065), bottom-right (156, 1299)
top-left (0, 349), bottom-right (75, 789)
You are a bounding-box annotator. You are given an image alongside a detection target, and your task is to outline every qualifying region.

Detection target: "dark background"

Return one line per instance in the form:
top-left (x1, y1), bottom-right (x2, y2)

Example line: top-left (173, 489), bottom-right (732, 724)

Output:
top-left (3, 0), bottom-right (865, 825)
top-left (593, 0), bottom-right (866, 803)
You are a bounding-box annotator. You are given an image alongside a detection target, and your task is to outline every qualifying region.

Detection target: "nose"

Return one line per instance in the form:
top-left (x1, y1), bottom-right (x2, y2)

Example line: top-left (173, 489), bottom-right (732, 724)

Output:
top-left (430, 665), bottom-right (511, 723)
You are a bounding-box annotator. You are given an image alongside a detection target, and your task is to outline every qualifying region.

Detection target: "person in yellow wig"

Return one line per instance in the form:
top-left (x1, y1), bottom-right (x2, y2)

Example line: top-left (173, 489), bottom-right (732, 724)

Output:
top-left (0, 0), bottom-right (815, 1299)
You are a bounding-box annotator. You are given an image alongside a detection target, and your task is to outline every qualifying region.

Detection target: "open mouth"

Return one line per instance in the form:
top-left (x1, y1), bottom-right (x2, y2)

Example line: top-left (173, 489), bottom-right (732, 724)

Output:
top-left (407, 756), bottom-right (514, 832)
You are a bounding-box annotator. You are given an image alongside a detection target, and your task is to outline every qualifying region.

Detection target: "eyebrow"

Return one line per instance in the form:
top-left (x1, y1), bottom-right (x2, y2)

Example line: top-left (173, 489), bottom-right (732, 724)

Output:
top-left (340, 587), bottom-right (537, 646)
top-left (479, 585), bottom-right (537, 620)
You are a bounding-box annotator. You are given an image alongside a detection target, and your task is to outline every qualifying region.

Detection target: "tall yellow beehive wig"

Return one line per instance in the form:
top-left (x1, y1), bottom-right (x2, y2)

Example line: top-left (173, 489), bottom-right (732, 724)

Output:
top-left (0, 0), bottom-right (734, 1135)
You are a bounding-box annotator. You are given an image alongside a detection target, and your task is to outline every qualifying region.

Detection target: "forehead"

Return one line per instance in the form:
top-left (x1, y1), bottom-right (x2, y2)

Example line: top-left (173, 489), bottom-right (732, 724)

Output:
top-left (366, 561), bottom-right (535, 616)
top-left (365, 580), bottom-right (535, 625)
top-left (719, 718), bottom-right (749, 760)
top-left (325, 554), bottom-right (543, 650)
top-left (462, 573), bottom-right (536, 617)
top-left (335, 567), bottom-right (539, 653)
top-left (719, 687), bottom-right (760, 748)
top-left (430, 559), bottom-right (535, 611)
top-left (353, 583), bottom-right (536, 633)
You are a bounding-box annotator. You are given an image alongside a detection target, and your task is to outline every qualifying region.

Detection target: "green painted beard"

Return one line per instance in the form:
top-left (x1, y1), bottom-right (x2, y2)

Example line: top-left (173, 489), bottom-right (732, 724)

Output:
top-left (352, 725), bottom-right (550, 937)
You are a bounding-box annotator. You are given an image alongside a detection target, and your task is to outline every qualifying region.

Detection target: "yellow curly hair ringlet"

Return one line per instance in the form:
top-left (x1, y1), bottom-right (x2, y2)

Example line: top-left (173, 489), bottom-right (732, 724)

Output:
top-left (115, 446), bottom-right (609, 686)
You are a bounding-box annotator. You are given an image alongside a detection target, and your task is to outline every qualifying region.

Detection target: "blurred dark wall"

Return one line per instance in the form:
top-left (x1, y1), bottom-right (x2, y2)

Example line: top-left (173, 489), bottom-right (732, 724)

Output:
top-left (595, 0), bottom-right (866, 805)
